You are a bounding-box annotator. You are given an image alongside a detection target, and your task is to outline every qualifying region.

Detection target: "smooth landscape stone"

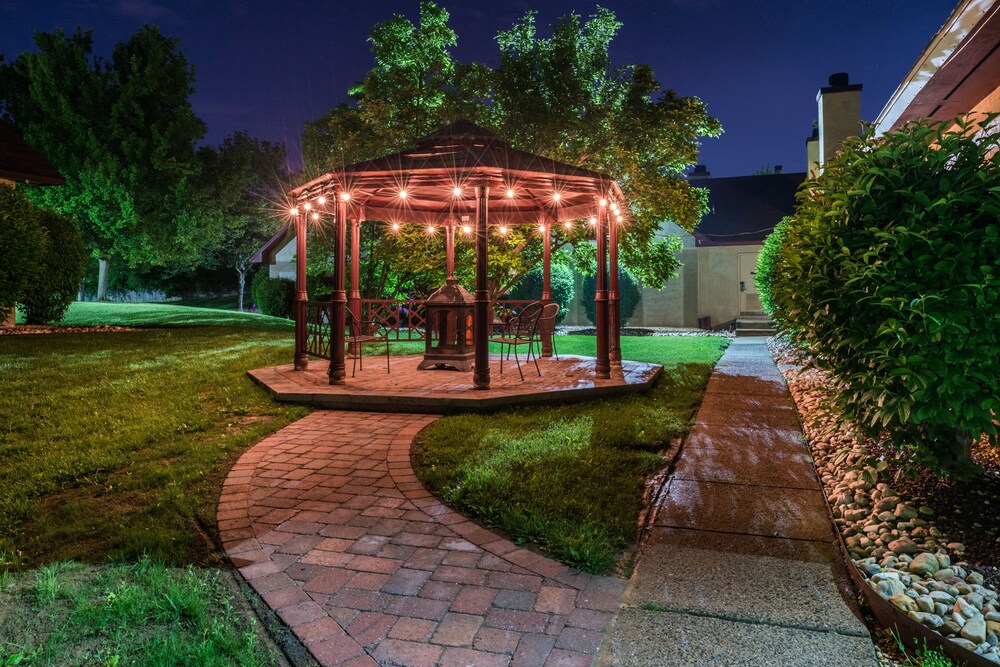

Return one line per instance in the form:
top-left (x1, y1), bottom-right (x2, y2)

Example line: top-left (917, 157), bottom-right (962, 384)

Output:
top-left (909, 553), bottom-right (940, 576)
top-left (963, 617), bottom-right (989, 644)
top-left (889, 594), bottom-right (918, 613)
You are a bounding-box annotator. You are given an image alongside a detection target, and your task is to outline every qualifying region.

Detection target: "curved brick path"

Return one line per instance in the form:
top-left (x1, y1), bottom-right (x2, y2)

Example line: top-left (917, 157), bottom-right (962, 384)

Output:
top-left (219, 411), bottom-right (625, 667)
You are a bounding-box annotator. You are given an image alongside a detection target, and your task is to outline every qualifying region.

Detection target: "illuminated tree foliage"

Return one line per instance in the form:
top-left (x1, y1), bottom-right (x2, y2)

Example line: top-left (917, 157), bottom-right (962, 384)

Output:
top-left (0, 27), bottom-right (210, 299)
top-left (302, 3), bottom-right (721, 297)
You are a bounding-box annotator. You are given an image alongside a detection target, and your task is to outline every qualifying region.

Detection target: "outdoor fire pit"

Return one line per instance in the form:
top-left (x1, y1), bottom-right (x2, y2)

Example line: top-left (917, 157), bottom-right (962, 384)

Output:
top-left (417, 277), bottom-right (475, 372)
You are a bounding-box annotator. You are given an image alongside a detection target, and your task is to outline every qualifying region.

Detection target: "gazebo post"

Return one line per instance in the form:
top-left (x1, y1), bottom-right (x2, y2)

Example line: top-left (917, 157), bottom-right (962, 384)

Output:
top-left (348, 214), bottom-right (362, 357)
top-left (541, 223), bottom-right (553, 357)
top-left (445, 223), bottom-right (455, 278)
top-left (329, 194), bottom-right (348, 385)
top-left (473, 181), bottom-right (491, 390)
top-left (595, 202), bottom-right (611, 379)
top-left (293, 209), bottom-right (308, 371)
top-left (609, 209), bottom-right (621, 366)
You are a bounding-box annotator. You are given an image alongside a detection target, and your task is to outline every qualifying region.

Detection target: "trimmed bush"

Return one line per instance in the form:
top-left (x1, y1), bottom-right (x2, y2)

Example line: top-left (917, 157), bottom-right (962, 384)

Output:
top-left (19, 208), bottom-right (86, 323)
top-left (507, 264), bottom-right (574, 324)
top-left (250, 269), bottom-right (295, 318)
top-left (771, 117), bottom-right (1000, 472)
top-left (755, 216), bottom-right (790, 317)
top-left (0, 186), bottom-right (43, 313)
top-left (583, 269), bottom-right (641, 326)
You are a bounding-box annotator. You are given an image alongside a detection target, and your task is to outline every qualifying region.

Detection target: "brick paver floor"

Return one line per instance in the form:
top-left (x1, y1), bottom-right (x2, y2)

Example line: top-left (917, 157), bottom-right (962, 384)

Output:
top-left (220, 411), bottom-right (625, 666)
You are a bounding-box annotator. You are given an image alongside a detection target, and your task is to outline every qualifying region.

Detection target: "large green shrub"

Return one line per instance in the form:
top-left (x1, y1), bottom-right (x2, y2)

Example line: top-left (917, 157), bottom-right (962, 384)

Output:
top-left (583, 269), bottom-right (641, 326)
top-left (250, 269), bottom-right (295, 318)
top-left (755, 216), bottom-right (790, 317)
top-left (772, 117), bottom-right (1000, 472)
top-left (19, 208), bottom-right (86, 323)
top-left (507, 264), bottom-right (574, 324)
top-left (0, 186), bottom-right (43, 313)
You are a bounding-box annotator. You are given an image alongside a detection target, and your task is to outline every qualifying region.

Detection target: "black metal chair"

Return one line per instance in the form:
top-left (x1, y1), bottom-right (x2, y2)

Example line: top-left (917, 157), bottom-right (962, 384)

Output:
top-left (535, 302), bottom-right (560, 361)
top-left (347, 309), bottom-right (391, 377)
top-left (488, 301), bottom-right (543, 380)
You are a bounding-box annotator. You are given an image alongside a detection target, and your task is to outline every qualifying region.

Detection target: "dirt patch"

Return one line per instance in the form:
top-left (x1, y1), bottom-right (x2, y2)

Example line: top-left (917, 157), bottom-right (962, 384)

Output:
top-left (0, 325), bottom-right (139, 335)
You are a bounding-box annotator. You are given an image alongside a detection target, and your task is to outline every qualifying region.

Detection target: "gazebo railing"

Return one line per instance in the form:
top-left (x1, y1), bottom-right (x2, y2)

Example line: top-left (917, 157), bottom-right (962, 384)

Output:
top-left (304, 301), bottom-right (334, 360)
top-left (302, 298), bottom-right (544, 361)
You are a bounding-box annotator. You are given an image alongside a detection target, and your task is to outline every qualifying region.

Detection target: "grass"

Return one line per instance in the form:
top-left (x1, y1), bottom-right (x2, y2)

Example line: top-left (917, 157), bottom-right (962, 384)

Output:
top-left (412, 335), bottom-right (728, 573)
top-left (0, 557), bottom-right (279, 666)
top-left (0, 302), bottom-right (305, 568)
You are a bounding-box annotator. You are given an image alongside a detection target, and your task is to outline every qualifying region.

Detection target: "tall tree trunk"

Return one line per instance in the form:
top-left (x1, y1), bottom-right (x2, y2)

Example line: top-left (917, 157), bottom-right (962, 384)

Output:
top-left (237, 267), bottom-right (246, 312)
top-left (97, 257), bottom-right (111, 301)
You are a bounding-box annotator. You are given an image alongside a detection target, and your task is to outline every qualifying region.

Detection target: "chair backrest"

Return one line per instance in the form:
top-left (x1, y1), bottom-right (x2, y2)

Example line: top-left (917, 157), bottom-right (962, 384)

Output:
top-left (512, 301), bottom-right (544, 339)
top-left (538, 302), bottom-right (559, 335)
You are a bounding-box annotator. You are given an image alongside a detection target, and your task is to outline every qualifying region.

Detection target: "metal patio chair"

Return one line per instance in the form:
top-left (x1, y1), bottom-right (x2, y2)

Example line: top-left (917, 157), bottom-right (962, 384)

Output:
top-left (347, 309), bottom-right (391, 377)
top-left (488, 301), bottom-right (543, 380)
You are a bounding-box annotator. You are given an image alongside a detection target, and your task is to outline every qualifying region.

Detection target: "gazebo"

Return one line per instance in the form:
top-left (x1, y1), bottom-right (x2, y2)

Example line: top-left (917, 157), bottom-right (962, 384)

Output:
top-left (286, 120), bottom-right (625, 390)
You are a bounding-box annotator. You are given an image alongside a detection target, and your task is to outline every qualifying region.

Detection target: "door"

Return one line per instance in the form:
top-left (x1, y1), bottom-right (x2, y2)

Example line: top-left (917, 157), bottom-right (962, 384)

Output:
top-left (738, 252), bottom-right (762, 314)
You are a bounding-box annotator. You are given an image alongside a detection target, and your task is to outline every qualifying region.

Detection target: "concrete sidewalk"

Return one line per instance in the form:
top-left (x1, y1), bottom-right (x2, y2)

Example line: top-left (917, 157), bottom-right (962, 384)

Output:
top-left (604, 338), bottom-right (879, 666)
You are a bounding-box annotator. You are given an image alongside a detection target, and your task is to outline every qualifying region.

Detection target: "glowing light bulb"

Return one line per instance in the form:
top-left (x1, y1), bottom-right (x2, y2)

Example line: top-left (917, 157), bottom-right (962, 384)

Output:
top-left (312, 212), bottom-right (319, 220)
top-left (506, 188), bottom-right (515, 199)
top-left (317, 196), bottom-right (326, 205)
top-left (552, 192), bottom-right (561, 202)
top-left (427, 225), bottom-right (435, 234)
top-left (498, 225), bottom-right (508, 235)
top-left (462, 225), bottom-right (472, 234)
top-left (616, 215), bottom-right (623, 222)
top-left (391, 223), bottom-right (400, 232)
top-left (611, 204), bottom-right (619, 213)
top-left (599, 198), bottom-right (608, 207)
top-left (564, 221), bottom-right (572, 229)
top-left (289, 207), bottom-right (299, 216)
top-left (399, 190), bottom-right (408, 200)
top-left (538, 224), bottom-right (546, 233)
top-left (589, 217), bottom-right (597, 225)
top-left (340, 192), bottom-right (351, 202)
top-left (304, 202), bottom-right (312, 211)
top-left (453, 186), bottom-right (462, 197)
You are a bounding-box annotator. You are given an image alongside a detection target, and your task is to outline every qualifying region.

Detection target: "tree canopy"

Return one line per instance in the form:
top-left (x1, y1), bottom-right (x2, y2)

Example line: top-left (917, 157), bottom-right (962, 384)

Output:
top-left (301, 3), bottom-right (721, 297)
top-left (0, 26), bottom-right (212, 297)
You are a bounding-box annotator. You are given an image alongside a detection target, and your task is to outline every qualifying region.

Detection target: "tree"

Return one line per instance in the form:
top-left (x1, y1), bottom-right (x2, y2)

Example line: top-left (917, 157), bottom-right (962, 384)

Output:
top-left (301, 3), bottom-right (720, 297)
top-left (771, 117), bottom-right (1000, 473)
top-left (0, 186), bottom-right (43, 319)
top-left (19, 207), bottom-right (86, 323)
top-left (198, 133), bottom-right (288, 311)
top-left (0, 26), bottom-right (211, 300)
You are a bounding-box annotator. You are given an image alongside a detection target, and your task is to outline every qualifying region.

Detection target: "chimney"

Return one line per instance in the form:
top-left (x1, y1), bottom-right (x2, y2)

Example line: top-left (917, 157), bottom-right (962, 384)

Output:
top-left (816, 72), bottom-right (862, 171)
top-left (688, 164), bottom-right (711, 180)
top-left (806, 125), bottom-right (820, 178)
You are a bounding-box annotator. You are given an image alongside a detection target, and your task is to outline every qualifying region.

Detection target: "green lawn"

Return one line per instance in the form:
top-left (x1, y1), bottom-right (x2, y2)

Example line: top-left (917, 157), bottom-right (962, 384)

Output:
top-left (412, 335), bottom-right (727, 573)
top-left (0, 302), bottom-right (304, 568)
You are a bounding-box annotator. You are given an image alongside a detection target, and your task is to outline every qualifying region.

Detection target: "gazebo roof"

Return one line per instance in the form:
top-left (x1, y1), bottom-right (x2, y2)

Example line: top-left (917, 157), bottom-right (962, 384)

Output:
top-left (0, 121), bottom-right (65, 186)
top-left (291, 119), bottom-right (624, 226)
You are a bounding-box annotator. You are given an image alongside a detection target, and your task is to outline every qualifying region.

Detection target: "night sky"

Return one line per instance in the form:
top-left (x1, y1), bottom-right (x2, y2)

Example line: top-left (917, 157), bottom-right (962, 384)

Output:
top-left (4, 0), bottom-right (957, 177)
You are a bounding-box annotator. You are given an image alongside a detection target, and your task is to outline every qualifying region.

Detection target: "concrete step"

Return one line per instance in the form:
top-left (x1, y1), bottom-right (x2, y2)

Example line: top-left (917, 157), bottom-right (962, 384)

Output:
top-left (735, 316), bottom-right (775, 337)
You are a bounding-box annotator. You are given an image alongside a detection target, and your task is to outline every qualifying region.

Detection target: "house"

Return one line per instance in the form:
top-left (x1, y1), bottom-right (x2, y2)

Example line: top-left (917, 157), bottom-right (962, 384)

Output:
top-left (875, 0), bottom-right (1000, 134)
top-left (0, 121), bottom-right (65, 327)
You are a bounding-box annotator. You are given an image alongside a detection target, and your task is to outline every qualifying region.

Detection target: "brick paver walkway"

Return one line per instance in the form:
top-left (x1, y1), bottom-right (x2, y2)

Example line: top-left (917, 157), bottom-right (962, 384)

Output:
top-left (219, 411), bottom-right (625, 666)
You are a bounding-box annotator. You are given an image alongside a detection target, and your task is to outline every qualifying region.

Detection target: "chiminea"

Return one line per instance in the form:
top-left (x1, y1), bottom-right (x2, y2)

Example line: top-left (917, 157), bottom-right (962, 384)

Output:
top-left (417, 277), bottom-right (476, 372)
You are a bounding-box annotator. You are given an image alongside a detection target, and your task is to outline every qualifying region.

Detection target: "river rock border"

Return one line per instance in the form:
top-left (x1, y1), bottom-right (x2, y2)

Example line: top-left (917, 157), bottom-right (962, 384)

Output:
top-left (770, 339), bottom-right (1000, 665)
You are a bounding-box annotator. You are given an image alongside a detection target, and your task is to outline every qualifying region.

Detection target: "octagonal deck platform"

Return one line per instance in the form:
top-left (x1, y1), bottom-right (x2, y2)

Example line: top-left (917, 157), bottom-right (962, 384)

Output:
top-left (249, 354), bottom-right (662, 413)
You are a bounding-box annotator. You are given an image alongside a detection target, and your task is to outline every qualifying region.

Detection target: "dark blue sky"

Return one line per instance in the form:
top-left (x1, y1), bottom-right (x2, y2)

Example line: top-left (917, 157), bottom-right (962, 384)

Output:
top-left (3, 0), bottom-right (956, 177)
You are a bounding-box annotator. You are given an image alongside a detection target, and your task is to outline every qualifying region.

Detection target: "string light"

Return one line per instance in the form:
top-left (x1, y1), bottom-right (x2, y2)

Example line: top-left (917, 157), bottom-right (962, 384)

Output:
top-left (462, 225), bottom-right (471, 234)
top-left (453, 186), bottom-right (462, 197)
top-left (599, 198), bottom-right (607, 207)
top-left (399, 190), bottom-right (408, 200)
top-left (304, 202), bottom-right (312, 211)
top-left (289, 207), bottom-right (299, 216)
top-left (564, 221), bottom-right (572, 229)
top-left (506, 188), bottom-right (515, 199)
top-left (589, 217), bottom-right (597, 225)
top-left (498, 225), bottom-right (508, 235)
top-left (611, 203), bottom-right (619, 213)
top-left (427, 225), bottom-right (435, 234)
top-left (391, 223), bottom-right (400, 232)
top-left (317, 196), bottom-right (326, 205)
top-left (538, 224), bottom-right (546, 233)
top-left (312, 212), bottom-right (319, 220)
top-left (552, 192), bottom-right (561, 202)
top-left (616, 215), bottom-right (623, 222)
top-left (340, 192), bottom-right (351, 202)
